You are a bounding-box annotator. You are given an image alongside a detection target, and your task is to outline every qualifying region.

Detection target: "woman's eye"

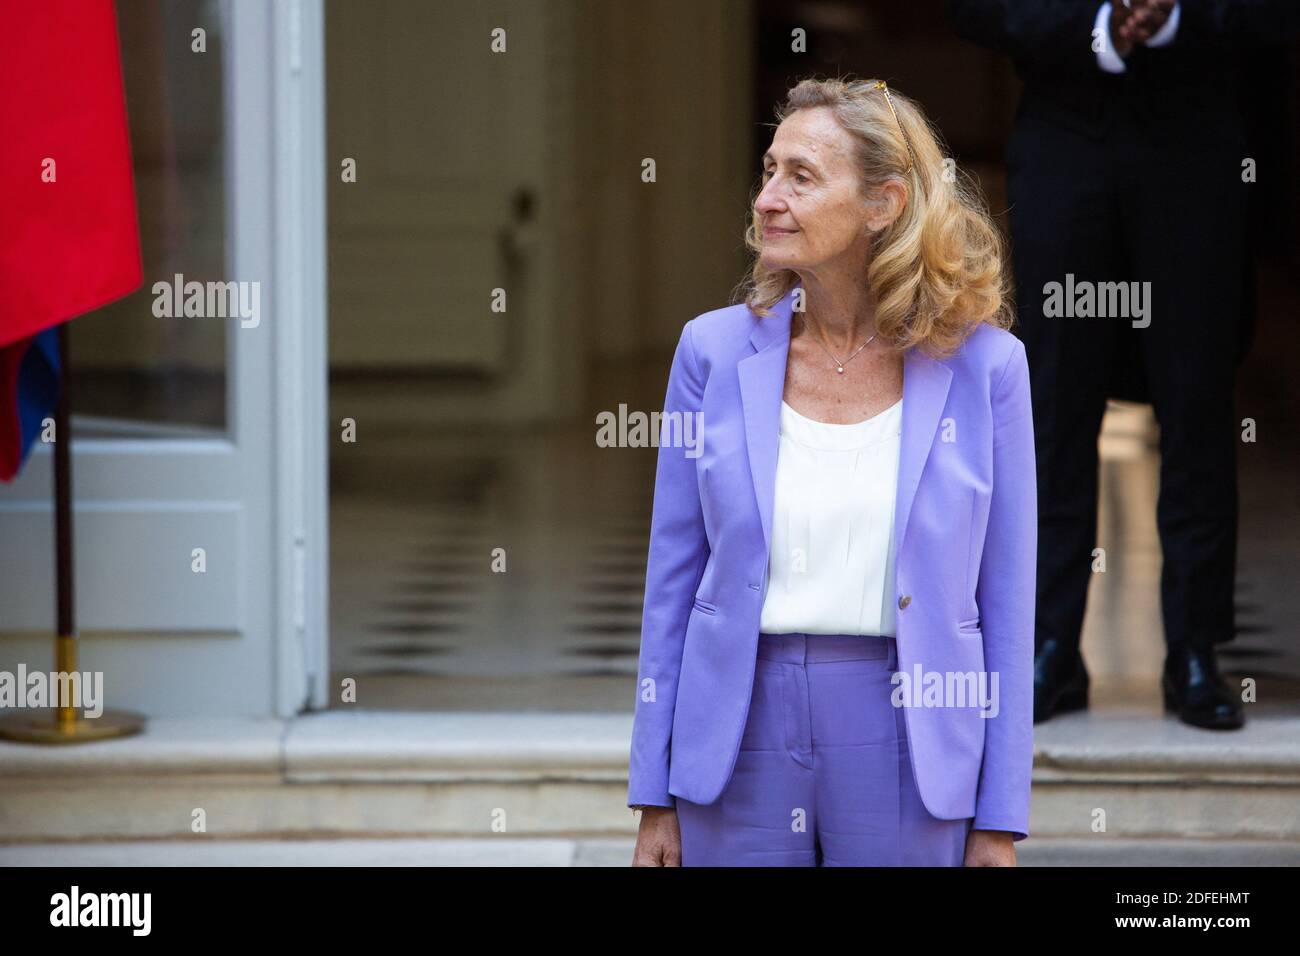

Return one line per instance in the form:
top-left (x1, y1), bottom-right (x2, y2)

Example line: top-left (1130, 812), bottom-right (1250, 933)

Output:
top-left (794, 173), bottom-right (810, 184)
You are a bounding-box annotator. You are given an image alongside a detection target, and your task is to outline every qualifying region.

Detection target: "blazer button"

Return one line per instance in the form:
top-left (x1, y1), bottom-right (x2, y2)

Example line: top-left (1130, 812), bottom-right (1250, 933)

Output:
top-left (898, 594), bottom-right (912, 610)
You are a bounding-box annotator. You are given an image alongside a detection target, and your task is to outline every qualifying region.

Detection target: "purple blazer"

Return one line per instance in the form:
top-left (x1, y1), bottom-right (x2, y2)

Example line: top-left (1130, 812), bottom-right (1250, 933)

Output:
top-left (627, 284), bottom-right (1037, 840)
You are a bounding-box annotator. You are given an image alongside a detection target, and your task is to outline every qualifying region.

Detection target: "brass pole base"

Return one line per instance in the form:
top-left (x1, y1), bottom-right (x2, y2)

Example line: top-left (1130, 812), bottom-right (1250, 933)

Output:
top-left (0, 708), bottom-right (147, 744)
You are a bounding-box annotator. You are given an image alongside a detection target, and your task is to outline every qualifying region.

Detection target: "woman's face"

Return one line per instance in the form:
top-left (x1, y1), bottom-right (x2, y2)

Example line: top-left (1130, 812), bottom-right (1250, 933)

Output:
top-left (755, 106), bottom-right (875, 275)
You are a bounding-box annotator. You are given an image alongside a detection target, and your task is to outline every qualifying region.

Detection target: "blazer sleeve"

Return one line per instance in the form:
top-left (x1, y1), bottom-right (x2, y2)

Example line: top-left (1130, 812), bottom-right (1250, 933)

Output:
top-left (626, 319), bottom-right (710, 808)
top-left (1172, 0), bottom-right (1300, 51)
top-left (945, 0), bottom-right (1102, 68)
top-left (970, 336), bottom-right (1037, 841)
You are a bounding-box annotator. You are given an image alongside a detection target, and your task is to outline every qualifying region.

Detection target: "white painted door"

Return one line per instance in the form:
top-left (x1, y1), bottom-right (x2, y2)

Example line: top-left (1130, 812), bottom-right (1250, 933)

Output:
top-left (0, 0), bottom-right (328, 718)
top-left (325, 0), bottom-right (582, 427)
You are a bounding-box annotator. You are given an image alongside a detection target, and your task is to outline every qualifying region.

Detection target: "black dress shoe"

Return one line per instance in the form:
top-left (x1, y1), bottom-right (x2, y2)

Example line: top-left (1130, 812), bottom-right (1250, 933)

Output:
top-left (1034, 638), bottom-right (1089, 723)
top-left (1162, 646), bottom-right (1245, 730)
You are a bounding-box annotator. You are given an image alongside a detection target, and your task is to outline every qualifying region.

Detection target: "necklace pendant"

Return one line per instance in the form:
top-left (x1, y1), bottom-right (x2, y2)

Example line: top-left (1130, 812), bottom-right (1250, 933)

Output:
top-left (836, 366), bottom-right (844, 374)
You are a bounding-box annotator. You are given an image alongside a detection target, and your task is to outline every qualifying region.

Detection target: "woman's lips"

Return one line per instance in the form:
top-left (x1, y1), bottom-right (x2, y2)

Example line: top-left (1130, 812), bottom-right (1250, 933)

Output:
top-left (764, 227), bottom-right (797, 239)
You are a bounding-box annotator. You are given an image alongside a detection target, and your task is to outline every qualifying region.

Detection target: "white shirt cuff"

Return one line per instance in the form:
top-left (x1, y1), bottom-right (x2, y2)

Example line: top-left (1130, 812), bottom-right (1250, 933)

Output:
top-left (1095, 2), bottom-right (1127, 73)
top-left (1145, 2), bottom-right (1180, 47)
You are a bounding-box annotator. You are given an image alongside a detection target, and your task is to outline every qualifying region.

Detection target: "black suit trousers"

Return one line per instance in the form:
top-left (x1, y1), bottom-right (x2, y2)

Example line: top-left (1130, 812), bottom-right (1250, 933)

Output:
top-left (1007, 104), bottom-right (1248, 654)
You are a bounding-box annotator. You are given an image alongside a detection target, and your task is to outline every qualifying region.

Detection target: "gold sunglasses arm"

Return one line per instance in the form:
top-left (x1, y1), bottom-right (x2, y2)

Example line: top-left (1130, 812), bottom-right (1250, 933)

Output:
top-left (874, 80), bottom-right (917, 173)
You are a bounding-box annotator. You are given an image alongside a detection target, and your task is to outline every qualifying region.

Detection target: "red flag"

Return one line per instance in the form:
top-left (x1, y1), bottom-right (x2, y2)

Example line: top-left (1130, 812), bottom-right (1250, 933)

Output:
top-left (0, 0), bottom-right (142, 479)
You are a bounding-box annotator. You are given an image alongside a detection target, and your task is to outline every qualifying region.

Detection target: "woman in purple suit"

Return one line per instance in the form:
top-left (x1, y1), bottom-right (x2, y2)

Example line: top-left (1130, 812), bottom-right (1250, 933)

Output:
top-left (627, 76), bottom-right (1037, 867)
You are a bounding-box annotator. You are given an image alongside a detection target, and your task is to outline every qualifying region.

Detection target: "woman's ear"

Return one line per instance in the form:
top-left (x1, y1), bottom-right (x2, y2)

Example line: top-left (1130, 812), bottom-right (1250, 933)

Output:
top-left (864, 179), bottom-right (908, 232)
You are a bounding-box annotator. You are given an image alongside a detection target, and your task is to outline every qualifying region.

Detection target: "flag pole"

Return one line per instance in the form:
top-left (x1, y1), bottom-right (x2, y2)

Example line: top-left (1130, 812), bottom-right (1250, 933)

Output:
top-left (0, 322), bottom-right (145, 743)
top-left (54, 320), bottom-right (76, 731)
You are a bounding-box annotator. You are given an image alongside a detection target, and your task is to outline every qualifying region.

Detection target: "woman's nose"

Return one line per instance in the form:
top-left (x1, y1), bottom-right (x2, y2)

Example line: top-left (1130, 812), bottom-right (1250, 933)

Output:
top-left (755, 183), bottom-right (783, 214)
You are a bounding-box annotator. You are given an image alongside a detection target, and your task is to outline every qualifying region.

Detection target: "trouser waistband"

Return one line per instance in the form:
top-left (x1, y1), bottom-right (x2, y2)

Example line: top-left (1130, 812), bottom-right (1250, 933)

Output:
top-left (757, 632), bottom-right (895, 665)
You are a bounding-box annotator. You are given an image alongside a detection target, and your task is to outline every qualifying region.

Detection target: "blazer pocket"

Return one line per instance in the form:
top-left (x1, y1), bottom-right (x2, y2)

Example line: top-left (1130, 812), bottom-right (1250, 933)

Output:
top-left (692, 596), bottom-right (718, 615)
top-left (957, 617), bottom-right (981, 636)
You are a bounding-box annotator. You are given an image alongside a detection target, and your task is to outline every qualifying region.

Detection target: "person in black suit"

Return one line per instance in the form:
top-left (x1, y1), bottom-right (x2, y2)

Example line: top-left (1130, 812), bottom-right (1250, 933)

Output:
top-left (946, 0), bottom-right (1300, 729)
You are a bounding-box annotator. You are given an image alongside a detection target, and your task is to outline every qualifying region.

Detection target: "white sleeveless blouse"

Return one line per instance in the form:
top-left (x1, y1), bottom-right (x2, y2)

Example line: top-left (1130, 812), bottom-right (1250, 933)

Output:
top-left (758, 396), bottom-right (903, 637)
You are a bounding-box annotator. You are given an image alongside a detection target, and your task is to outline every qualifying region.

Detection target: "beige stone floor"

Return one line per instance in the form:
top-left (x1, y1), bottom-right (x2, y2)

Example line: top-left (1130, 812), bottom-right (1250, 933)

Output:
top-left (327, 386), bottom-right (1299, 716)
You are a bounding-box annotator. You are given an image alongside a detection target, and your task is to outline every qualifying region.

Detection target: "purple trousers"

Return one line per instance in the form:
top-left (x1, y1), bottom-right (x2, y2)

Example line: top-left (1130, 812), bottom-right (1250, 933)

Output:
top-left (676, 632), bottom-right (973, 866)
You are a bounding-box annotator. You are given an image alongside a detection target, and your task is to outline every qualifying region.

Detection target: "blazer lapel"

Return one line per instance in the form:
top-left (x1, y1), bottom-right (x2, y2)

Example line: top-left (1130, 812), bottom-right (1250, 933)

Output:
top-left (893, 347), bottom-right (953, 560)
top-left (737, 284), bottom-right (953, 566)
top-left (738, 286), bottom-right (797, 555)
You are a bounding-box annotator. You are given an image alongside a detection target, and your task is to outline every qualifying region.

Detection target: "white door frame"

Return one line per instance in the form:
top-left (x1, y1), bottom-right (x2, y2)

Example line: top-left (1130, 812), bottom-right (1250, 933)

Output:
top-left (0, 0), bottom-right (328, 719)
top-left (236, 0), bottom-right (329, 714)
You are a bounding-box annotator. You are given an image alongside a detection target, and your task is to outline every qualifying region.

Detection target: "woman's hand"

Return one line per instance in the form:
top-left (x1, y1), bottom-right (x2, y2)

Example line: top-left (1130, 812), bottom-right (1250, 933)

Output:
top-left (631, 807), bottom-right (682, 866)
top-left (962, 828), bottom-right (1017, 866)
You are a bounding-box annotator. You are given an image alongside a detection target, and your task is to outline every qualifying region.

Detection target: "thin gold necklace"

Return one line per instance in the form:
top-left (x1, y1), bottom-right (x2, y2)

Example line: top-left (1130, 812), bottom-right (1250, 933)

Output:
top-left (804, 316), bottom-right (877, 374)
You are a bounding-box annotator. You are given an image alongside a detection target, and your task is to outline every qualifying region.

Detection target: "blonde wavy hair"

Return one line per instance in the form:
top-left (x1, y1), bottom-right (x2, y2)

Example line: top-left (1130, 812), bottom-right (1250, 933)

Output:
top-left (736, 75), bottom-right (1012, 358)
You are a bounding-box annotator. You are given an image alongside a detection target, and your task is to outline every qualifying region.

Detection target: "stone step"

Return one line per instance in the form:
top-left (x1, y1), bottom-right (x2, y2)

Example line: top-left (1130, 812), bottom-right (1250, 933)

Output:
top-left (1029, 711), bottom-right (1300, 839)
top-left (2, 710), bottom-right (1297, 843)
top-left (4, 837), bottom-right (1299, 867)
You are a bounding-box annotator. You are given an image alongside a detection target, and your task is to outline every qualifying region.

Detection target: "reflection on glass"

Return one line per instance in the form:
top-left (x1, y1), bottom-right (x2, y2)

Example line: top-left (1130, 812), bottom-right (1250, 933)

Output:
top-left (69, 0), bottom-right (226, 436)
